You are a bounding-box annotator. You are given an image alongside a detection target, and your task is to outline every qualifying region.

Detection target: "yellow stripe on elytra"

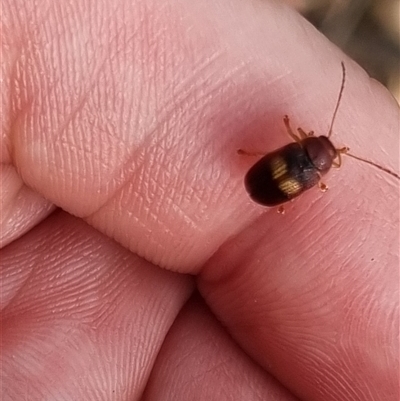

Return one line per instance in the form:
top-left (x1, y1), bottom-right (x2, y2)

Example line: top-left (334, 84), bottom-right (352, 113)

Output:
top-left (270, 156), bottom-right (303, 196)
top-left (278, 178), bottom-right (302, 196)
top-left (271, 157), bottom-right (288, 180)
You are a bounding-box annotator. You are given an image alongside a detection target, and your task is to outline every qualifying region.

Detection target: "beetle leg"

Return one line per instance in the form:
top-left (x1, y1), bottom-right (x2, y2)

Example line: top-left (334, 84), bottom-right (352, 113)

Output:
top-left (283, 115), bottom-right (302, 142)
top-left (332, 152), bottom-right (342, 168)
top-left (338, 146), bottom-right (349, 154)
top-left (333, 147), bottom-right (348, 168)
top-left (318, 182), bottom-right (328, 192)
top-left (277, 206), bottom-right (285, 215)
top-left (297, 128), bottom-right (313, 138)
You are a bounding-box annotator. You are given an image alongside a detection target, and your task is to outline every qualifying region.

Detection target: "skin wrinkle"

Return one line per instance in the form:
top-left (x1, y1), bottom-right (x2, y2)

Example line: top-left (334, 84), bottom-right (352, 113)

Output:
top-left (1, 168), bottom-right (24, 212)
top-left (2, 263), bottom-right (38, 317)
top-left (8, 64), bottom-right (30, 167)
top-left (9, 3), bottom-right (145, 193)
top-left (84, 52), bottom-right (234, 223)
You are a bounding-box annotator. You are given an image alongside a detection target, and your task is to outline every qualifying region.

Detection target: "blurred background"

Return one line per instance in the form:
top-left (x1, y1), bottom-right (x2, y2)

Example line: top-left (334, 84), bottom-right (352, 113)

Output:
top-left (283, 0), bottom-right (400, 104)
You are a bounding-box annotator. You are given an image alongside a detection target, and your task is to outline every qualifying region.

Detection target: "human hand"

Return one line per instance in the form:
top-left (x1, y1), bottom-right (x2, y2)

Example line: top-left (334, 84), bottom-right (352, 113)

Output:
top-left (2, 0), bottom-right (398, 400)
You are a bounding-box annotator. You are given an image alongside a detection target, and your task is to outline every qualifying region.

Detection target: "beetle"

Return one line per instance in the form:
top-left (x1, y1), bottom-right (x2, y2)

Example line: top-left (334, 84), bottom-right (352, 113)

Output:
top-left (239, 62), bottom-right (400, 207)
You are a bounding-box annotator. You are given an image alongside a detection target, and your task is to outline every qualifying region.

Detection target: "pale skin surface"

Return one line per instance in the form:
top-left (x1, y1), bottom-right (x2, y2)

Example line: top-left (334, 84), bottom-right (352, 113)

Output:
top-left (1, 0), bottom-right (399, 400)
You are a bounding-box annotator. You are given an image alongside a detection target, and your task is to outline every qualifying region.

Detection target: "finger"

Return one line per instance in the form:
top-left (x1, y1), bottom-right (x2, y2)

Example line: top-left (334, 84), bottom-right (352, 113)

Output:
top-left (4, 1), bottom-right (397, 271)
top-left (199, 60), bottom-right (398, 401)
top-left (143, 294), bottom-right (301, 401)
top-left (200, 204), bottom-right (398, 401)
top-left (1, 211), bottom-right (193, 400)
top-left (0, 164), bottom-right (55, 248)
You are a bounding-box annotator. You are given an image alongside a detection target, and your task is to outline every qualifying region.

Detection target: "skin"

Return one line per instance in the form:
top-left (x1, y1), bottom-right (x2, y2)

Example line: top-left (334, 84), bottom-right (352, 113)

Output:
top-left (1, 0), bottom-right (399, 400)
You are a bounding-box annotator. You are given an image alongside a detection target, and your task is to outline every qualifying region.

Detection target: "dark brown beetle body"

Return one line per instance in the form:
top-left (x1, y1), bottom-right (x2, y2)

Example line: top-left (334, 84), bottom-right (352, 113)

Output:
top-left (245, 135), bottom-right (337, 206)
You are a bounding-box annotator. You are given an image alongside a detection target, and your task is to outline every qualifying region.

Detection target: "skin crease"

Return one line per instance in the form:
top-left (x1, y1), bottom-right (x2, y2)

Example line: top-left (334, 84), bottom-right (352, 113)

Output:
top-left (1, 0), bottom-right (399, 400)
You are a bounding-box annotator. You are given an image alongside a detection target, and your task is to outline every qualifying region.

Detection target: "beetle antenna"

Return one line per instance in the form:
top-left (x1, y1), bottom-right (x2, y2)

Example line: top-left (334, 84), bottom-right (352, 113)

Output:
top-left (327, 62), bottom-right (346, 138)
top-left (341, 149), bottom-right (400, 180)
